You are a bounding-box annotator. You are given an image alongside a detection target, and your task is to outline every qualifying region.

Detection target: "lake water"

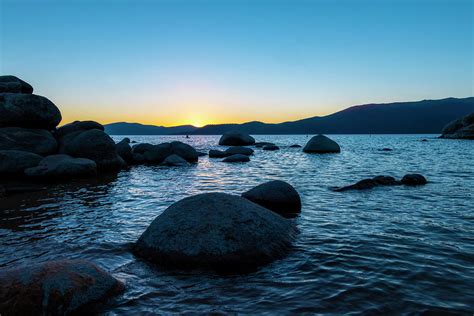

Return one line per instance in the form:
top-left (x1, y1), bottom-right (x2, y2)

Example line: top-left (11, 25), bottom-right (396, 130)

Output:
top-left (1, 135), bottom-right (473, 315)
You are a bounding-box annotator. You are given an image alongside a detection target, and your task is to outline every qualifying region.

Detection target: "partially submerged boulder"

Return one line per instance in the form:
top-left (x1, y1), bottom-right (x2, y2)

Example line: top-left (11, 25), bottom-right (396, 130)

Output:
top-left (25, 154), bottom-right (97, 178)
top-left (334, 174), bottom-right (425, 191)
top-left (161, 154), bottom-right (189, 166)
top-left (0, 75), bottom-right (33, 94)
top-left (132, 141), bottom-right (197, 164)
top-left (225, 146), bottom-right (254, 156)
top-left (263, 144), bottom-right (280, 151)
top-left (223, 154), bottom-right (250, 163)
top-left (440, 113), bottom-right (474, 139)
top-left (0, 127), bottom-right (57, 155)
top-left (242, 180), bottom-right (301, 218)
top-left (116, 138), bottom-right (133, 164)
top-left (170, 141), bottom-right (198, 162)
top-left (55, 120), bottom-right (104, 138)
top-left (303, 134), bottom-right (340, 153)
top-left (289, 144), bottom-right (301, 148)
top-left (209, 149), bottom-right (228, 158)
top-left (0, 150), bottom-right (43, 175)
top-left (219, 131), bottom-right (255, 146)
top-left (134, 193), bottom-right (295, 271)
top-left (0, 93), bottom-right (61, 129)
top-left (401, 174), bottom-right (427, 186)
top-left (0, 260), bottom-right (123, 315)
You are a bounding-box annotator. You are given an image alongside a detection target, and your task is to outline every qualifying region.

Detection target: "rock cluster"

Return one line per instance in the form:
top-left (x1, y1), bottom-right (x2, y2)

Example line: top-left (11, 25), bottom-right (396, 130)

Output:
top-left (334, 174), bottom-right (427, 191)
top-left (131, 141), bottom-right (198, 165)
top-left (440, 113), bottom-right (474, 139)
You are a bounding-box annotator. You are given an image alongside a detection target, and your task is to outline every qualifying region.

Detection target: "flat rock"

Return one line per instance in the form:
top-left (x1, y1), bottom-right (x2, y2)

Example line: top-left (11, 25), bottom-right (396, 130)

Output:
top-left (0, 150), bottom-right (43, 175)
top-left (25, 154), bottom-right (97, 178)
top-left (0, 93), bottom-right (62, 129)
top-left (223, 154), bottom-right (250, 163)
top-left (55, 120), bottom-right (104, 138)
top-left (401, 174), bottom-right (427, 186)
top-left (0, 260), bottom-right (123, 315)
top-left (0, 127), bottom-right (57, 155)
top-left (0, 75), bottom-right (33, 94)
top-left (134, 192), bottom-right (295, 271)
top-left (440, 113), bottom-right (474, 139)
top-left (242, 180), bottom-right (301, 218)
top-left (303, 134), bottom-right (340, 153)
top-left (263, 144), bottom-right (280, 151)
top-left (219, 131), bottom-right (255, 146)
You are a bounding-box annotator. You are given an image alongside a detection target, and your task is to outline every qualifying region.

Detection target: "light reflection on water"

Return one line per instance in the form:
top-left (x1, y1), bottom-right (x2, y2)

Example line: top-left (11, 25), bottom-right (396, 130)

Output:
top-left (1, 135), bottom-right (473, 314)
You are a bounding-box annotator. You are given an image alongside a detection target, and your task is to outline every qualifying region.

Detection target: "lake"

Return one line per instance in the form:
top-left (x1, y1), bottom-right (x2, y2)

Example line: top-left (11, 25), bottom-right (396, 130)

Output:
top-left (1, 134), bottom-right (473, 314)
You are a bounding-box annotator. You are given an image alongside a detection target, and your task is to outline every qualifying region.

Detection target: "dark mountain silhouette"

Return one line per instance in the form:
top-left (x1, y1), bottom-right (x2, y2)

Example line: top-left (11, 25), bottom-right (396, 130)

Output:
top-left (104, 97), bottom-right (474, 135)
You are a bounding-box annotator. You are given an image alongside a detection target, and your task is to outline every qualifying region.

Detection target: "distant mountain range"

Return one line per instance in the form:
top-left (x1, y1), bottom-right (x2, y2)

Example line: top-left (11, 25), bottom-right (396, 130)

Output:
top-left (104, 97), bottom-right (474, 135)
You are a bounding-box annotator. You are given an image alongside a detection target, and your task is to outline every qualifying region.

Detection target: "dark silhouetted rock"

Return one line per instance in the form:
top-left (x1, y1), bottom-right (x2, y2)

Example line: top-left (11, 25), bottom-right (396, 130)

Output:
top-left (263, 144), bottom-right (280, 151)
top-left (0, 150), bottom-right (43, 175)
top-left (223, 154), bottom-right (250, 163)
top-left (289, 144), bottom-right (301, 148)
top-left (334, 178), bottom-right (378, 192)
top-left (0, 127), bottom-right (57, 155)
top-left (225, 146), bottom-right (254, 156)
top-left (132, 141), bottom-right (197, 164)
top-left (116, 138), bottom-right (133, 164)
top-left (170, 141), bottom-right (198, 162)
top-left (242, 180), bottom-right (301, 218)
top-left (381, 148), bottom-right (392, 151)
top-left (55, 120), bottom-right (104, 138)
top-left (0, 93), bottom-right (62, 129)
top-left (0, 185), bottom-right (5, 197)
top-left (59, 129), bottom-right (124, 171)
top-left (219, 131), bottom-right (255, 146)
top-left (134, 193), bottom-right (295, 271)
top-left (255, 142), bottom-right (275, 148)
top-left (197, 151), bottom-right (207, 157)
top-left (373, 175), bottom-right (400, 186)
top-left (440, 112), bottom-right (474, 139)
top-left (161, 154), bottom-right (189, 166)
top-left (401, 174), bottom-right (427, 186)
top-left (0, 75), bottom-right (33, 94)
top-left (25, 154), bottom-right (97, 179)
top-left (209, 149), bottom-right (228, 158)
top-left (0, 260), bottom-right (123, 315)
top-left (303, 134), bottom-right (340, 153)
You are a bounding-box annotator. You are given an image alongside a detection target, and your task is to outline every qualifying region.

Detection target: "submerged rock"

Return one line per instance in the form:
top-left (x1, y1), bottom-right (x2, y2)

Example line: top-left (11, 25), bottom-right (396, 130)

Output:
top-left (0, 127), bottom-right (57, 155)
top-left (25, 154), bottom-right (97, 178)
top-left (223, 154), bottom-right (250, 163)
top-left (116, 138), bottom-right (133, 164)
top-left (242, 180), bottom-right (301, 218)
top-left (0, 150), bottom-right (43, 175)
top-left (373, 175), bottom-right (400, 186)
top-left (0, 260), bottom-right (124, 315)
top-left (334, 178), bottom-right (379, 192)
top-left (219, 131), bottom-right (255, 146)
top-left (303, 134), bottom-right (340, 153)
top-left (263, 144), bottom-right (280, 151)
top-left (134, 192), bottom-right (295, 271)
top-left (0, 93), bottom-right (61, 129)
top-left (381, 148), bottom-right (393, 151)
top-left (0, 75), bottom-right (33, 94)
top-left (440, 113), bottom-right (474, 139)
top-left (55, 120), bottom-right (104, 138)
top-left (401, 174), bottom-right (427, 186)
top-left (289, 144), bottom-right (301, 148)
top-left (209, 149), bottom-right (228, 158)
top-left (255, 142), bottom-right (275, 148)
top-left (161, 154), bottom-right (189, 166)
top-left (225, 146), bottom-right (254, 156)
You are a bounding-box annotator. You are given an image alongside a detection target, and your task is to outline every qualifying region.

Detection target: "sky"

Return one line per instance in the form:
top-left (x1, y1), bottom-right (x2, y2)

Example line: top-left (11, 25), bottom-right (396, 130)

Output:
top-left (0, 0), bottom-right (473, 127)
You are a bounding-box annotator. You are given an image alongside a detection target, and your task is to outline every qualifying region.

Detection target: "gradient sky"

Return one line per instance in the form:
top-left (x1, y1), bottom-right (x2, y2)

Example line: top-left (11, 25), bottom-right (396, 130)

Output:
top-left (1, 0), bottom-right (473, 127)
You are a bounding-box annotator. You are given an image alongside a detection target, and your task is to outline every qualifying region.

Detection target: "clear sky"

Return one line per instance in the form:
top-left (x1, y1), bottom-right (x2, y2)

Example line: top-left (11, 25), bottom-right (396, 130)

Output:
top-left (1, 0), bottom-right (473, 127)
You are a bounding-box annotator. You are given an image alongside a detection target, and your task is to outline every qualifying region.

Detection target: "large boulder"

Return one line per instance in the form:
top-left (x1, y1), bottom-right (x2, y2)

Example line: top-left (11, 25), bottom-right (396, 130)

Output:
top-left (25, 154), bottom-right (97, 179)
top-left (0, 127), bottom-right (57, 155)
top-left (303, 134), bottom-right (340, 153)
top-left (134, 193), bottom-right (295, 271)
top-left (222, 154), bottom-right (250, 163)
top-left (132, 141), bottom-right (197, 164)
top-left (59, 129), bottom-right (124, 171)
top-left (219, 131), bottom-right (255, 146)
top-left (242, 180), bottom-right (301, 218)
top-left (0, 150), bottom-right (43, 175)
top-left (440, 113), bottom-right (474, 139)
top-left (0, 75), bottom-right (33, 94)
top-left (55, 120), bottom-right (104, 138)
top-left (161, 154), bottom-right (189, 166)
top-left (170, 141), bottom-right (198, 162)
top-left (225, 146), bottom-right (254, 156)
top-left (0, 93), bottom-right (61, 129)
top-left (0, 260), bottom-right (123, 315)
top-left (116, 138), bottom-right (133, 164)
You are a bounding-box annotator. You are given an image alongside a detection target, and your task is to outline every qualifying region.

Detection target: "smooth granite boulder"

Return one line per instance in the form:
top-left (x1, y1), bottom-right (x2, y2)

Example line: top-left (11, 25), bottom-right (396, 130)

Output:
top-left (223, 154), bottom-right (250, 163)
top-left (242, 180), bottom-right (301, 218)
top-left (0, 75), bottom-right (33, 94)
top-left (401, 174), bottom-right (427, 186)
top-left (219, 131), bottom-right (255, 146)
top-left (59, 129), bottom-right (124, 171)
top-left (134, 192), bottom-right (295, 271)
top-left (25, 154), bottom-right (97, 178)
top-left (225, 146), bottom-right (254, 156)
top-left (116, 138), bottom-right (133, 164)
top-left (161, 154), bottom-right (189, 166)
top-left (209, 149), bottom-right (228, 158)
top-left (0, 127), bottom-right (57, 155)
top-left (440, 113), bottom-right (474, 139)
top-left (55, 120), bottom-right (104, 138)
top-left (303, 134), bottom-right (340, 153)
top-left (170, 141), bottom-right (198, 162)
top-left (0, 93), bottom-right (61, 129)
top-left (0, 260), bottom-right (123, 315)
top-left (263, 145), bottom-right (280, 151)
top-left (0, 150), bottom-right (43, 175)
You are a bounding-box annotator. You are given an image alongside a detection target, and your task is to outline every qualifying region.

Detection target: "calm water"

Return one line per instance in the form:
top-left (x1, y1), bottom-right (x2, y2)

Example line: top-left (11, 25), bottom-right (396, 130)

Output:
top-left (1, 135), bottom-right (473, 315)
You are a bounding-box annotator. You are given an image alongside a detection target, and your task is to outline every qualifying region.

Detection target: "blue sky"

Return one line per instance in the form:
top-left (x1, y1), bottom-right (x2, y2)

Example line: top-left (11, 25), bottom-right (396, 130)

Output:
top-left (1, 0), bottom-right (472, 126)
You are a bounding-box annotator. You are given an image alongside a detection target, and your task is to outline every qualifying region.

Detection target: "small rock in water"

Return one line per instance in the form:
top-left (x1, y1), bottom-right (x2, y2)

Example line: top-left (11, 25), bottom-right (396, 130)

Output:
top-left (263, 144), bottom-right (280, 151)
top-left (209, 149), bottom-right (228, 158)
top-left (303, 134), bottom-right (340, 153)
top-left (161, 154), bottom-right (189, 166)
top-left (222, 154), bottom-right (250, 163)
top-left (289, 144), bottom-right (301, 148)
top-left (242, 180), bottom-right (301, 218)
top-left (197, 151), bottom-right (207, 157)
top-left (255, 142), bottom-right (275, 148)
top-left (334, 178), bottom-right (379, 192)
top-left (401, 174), bottom-right (427, 186)
top-left (0, 259), bottom-right (124, 315)
top-left (381, 148), bottom-right (393, 151)
top-left (373, 175), bottom-right (400, 186)
top-left (219, 131), bottom-right (255, 146)
top-left (225, 146), bottom-right (254, 156)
